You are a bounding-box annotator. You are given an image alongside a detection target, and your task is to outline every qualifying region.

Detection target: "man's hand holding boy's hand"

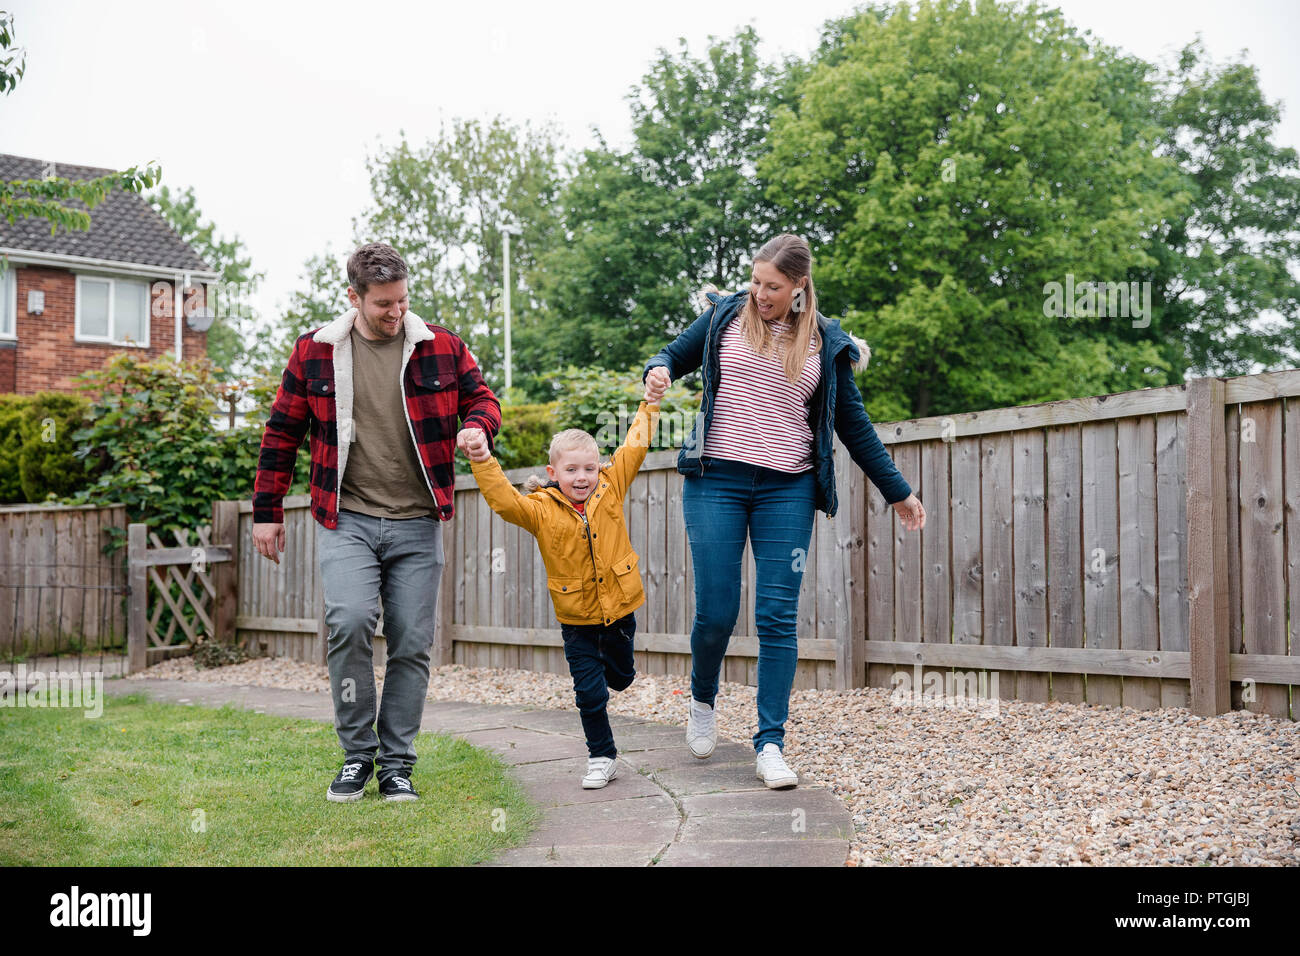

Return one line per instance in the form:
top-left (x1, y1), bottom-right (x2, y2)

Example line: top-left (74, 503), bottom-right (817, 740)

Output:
top-left (457, 427), bottom-right (491, 463)
top-left (644, 366), bottom-right (670, 404)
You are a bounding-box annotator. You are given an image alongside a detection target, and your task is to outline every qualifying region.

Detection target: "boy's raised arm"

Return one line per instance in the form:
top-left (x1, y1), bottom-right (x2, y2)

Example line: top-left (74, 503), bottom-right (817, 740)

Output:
top-left (469, 453), bottom-right (544, 535)
top-left (607, 400), bottom-right (661, 500)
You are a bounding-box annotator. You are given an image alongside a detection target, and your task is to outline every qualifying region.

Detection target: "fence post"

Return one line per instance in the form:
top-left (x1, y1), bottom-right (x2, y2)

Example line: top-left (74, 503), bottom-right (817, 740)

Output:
top-left (1185, 377), bottom-right (1231, 716)
top-left (211, 500), bottom-right (239, 646)
top-left (834, 440), bottom-right (867, 689)
top-left (127, 523), bottom-right (148, 673)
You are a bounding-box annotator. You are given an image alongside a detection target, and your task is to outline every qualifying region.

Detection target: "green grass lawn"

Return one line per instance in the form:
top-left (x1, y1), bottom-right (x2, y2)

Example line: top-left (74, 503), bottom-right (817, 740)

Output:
top-left (0, 693), bottom-right (537, 865)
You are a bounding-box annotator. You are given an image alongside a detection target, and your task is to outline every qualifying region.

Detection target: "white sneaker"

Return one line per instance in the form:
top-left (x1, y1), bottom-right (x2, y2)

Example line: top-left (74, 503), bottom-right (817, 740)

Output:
top-left (582, 756), bottom-right (618, 789)
top-left (686, 697), bottom-right (717, 758)
top-left (755, 743), bottom-right (798, 789)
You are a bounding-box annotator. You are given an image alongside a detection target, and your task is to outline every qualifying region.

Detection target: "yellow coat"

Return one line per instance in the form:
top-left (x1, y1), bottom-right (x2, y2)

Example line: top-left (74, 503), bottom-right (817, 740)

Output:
top-left (470, 401), bottom-right (660, 626)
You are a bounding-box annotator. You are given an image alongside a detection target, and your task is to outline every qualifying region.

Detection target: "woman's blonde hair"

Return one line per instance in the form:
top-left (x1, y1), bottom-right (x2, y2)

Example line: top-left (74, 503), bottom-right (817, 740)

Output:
top-left (739, 233), bottom-right (821, 384)
top-left (522, 429), bottom-right (602, 493)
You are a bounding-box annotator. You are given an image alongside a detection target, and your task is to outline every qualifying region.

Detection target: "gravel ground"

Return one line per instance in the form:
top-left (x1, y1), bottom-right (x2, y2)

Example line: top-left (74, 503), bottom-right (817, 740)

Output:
top-left (130, 657), bottom-right (1300, 866)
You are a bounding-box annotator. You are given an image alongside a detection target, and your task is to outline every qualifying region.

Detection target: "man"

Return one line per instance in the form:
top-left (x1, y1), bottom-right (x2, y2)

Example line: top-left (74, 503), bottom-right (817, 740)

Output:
top-left (251, 242), bottom-right (500, 803)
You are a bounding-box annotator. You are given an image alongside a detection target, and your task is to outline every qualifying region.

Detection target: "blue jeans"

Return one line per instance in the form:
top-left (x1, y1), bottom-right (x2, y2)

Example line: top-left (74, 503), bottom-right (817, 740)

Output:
top-left (560, 612), bottom-right (637, 759)
top-left (317, 509), bottom-right (444, 777)
top-left (682, 456), bottom-right (816, 753)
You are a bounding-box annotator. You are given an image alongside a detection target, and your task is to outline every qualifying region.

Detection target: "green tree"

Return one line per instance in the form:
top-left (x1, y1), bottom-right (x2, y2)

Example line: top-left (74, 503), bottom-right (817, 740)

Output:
top-left (526, 27), bottom-right (786, 379)
top-left (0, 9), bottom-right (23, 94)
top-left (150, 185), bottom-right (264, 378)
top-left (1147, 40), bottom-right (1300, 376)
top-left (358, 117), bottom-right (565, 391)
top-left (765, 0), bottom-right (1191, 419)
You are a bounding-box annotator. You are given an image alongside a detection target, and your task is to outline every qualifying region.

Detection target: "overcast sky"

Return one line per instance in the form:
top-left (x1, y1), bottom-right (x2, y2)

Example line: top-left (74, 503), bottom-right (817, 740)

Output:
top-left (3, 0), bottom-right (1298, 325)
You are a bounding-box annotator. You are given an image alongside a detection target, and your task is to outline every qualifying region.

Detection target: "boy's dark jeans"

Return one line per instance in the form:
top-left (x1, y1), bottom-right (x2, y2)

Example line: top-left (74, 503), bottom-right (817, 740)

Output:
top-left (560, 612), bottom-right (637, 759)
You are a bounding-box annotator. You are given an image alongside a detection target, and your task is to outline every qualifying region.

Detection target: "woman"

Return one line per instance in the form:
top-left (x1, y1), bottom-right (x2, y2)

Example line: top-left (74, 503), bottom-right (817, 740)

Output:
top-left (642, 233), bottom-right (925, 789)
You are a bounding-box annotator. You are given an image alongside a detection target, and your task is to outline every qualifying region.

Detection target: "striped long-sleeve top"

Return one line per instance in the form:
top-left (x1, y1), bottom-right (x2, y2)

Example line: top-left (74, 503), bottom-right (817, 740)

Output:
top-left (701, 317), bottom-right (821, 472)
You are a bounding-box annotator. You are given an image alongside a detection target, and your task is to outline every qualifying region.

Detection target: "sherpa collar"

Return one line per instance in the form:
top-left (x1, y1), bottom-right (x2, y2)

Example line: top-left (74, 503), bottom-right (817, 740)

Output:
top-left (312, 307), bottom-right (435, 347)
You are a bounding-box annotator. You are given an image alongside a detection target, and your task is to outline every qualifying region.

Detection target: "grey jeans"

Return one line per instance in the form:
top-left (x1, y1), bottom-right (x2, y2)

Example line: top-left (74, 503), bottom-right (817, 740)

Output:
top-left (317, 509), bottom-right (445, 775)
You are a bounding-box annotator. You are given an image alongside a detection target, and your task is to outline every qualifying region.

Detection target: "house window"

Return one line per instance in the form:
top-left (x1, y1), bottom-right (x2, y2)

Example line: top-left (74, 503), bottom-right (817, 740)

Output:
top-left (0, 267), bottom-right (14, 339)
top-left (75, 275), bottom-right (150, 346)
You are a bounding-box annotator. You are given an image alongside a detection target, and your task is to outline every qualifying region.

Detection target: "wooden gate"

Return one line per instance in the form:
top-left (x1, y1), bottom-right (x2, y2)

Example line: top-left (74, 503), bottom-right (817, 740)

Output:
top-left (125, 502), bottom-right (238, 672)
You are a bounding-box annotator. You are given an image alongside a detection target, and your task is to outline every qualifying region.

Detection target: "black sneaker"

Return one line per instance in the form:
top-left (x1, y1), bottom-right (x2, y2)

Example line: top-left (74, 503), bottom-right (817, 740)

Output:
top-left (378, 771), bottom-right (419, 802)
top-left (326, 759), bottom-right (373, 803)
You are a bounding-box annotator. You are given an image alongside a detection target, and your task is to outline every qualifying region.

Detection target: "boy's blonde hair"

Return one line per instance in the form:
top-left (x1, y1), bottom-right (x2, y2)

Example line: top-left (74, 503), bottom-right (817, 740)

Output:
top-left (522, 429), bottom-right (602, 493)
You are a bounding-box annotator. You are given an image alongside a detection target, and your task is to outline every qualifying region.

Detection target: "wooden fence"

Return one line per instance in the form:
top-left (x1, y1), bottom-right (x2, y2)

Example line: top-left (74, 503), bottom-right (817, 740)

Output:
top-left (863, 370), bottom-right (1299, 720)
top-left (222, 457), bottom-right (848, 688)
top-left (227, 495), bottom-right (327, 662)
top-left (219, 369), bottom-right (1300, 720)
top-left (0, 503), bottom-right (128, 662)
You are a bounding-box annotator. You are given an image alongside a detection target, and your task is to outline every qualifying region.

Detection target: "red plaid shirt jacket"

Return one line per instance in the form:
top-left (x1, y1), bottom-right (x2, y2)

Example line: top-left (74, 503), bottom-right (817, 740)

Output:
top-left (252, 309), bottom-right (502, 529)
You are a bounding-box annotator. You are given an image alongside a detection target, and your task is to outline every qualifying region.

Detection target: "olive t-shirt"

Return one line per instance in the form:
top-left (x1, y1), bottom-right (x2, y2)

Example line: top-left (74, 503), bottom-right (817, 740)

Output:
top-left (338, 326), bottom-right (438, 518)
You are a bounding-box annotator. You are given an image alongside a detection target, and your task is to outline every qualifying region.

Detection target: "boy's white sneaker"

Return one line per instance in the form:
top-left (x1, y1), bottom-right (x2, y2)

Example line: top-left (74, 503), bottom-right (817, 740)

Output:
top-left (582, 756), bottom-right (618, 789)
top-left (755, 743), bottom-right (798, 789)
top-left (686, 697), bottom-right (716, 758)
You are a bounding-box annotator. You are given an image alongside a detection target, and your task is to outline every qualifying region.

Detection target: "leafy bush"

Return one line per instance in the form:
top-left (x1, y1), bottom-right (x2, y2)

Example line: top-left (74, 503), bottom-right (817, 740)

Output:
top-left (536, 363), bottom-right (700, 453)
top-left (66, 353), bottom-right (308, 544)
top-left (18, 392), bottom-right (95, 503)
top-left (0, 397), bottom-right (26, 502)
top-left (0, 393), bottom-right (96, 504)
top-left (491, 401), bottom-right (560, 470)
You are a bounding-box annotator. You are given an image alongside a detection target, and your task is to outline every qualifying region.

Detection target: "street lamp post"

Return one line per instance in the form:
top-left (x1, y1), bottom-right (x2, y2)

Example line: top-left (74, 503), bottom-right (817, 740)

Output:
top-left (501, 220), bottom-right (521, 391)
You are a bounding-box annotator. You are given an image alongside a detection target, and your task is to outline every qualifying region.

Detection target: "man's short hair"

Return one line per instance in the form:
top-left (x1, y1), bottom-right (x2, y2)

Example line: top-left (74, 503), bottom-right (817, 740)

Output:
top-left (347, 243), bottom-right (408, 298)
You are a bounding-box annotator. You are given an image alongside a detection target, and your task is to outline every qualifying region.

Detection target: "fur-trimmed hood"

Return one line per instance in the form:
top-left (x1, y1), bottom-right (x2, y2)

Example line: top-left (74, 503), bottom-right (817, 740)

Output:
top-left (841, 330), bottom-right (872, 372)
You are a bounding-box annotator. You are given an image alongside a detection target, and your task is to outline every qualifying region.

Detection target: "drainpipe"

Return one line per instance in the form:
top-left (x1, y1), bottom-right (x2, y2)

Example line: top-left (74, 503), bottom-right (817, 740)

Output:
top-left (173, 272), bottom-right (184, 360)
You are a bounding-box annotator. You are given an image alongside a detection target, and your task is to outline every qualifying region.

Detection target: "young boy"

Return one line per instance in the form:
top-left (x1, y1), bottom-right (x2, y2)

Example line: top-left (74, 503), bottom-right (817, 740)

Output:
top-left (462, 377), bottom-right (665, 788)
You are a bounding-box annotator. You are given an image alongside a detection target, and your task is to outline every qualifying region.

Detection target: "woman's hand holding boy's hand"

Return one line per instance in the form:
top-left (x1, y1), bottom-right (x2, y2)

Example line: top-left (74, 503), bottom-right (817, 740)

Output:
top-left (644, 366), bottom-right (670, 403)
top-left (892, 493), bottom-right (926, 532)
top-left (457, 427), bottom-right (491, 463)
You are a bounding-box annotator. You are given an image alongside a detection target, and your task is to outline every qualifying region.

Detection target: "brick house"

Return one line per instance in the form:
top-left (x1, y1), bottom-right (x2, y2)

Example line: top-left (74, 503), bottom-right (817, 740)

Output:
top-left (0, 153), bottom-right (221, 395)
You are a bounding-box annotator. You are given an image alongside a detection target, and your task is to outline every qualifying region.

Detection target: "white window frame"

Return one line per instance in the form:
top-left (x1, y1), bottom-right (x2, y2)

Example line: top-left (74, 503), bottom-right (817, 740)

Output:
top-left (0, 267), bottom-right (15, 340)
top-left (75, 274), bottom-right (151, 347)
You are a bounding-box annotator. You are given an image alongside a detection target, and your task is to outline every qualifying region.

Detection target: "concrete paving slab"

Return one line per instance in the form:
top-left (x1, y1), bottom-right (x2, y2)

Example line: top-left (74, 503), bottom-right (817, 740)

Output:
top-left (456, 727), bottom-right (591, 765)
top-left (642, 761), bottom-right (772, 797)
top-left (498, 708), bottom-right (587, 734)
top-left (655, 840), bottom-right (849, 867)
top-left (537, 792), bottom-right (678, 828)
top-left (509, 759), bottom-right (665, 806)
top-left (530, 812), bottom-right (680, 848)
top-left (618, 740), bottom-right (754, 771)
top-left (605, 724), bottom-right (689, 752)
top-left (479, 844), bottom-right (663, 867)
top-left (419, 704), bottom-right (522, 734)
top-left (678, 791), bottom-right (853, 842)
